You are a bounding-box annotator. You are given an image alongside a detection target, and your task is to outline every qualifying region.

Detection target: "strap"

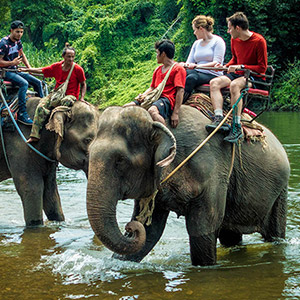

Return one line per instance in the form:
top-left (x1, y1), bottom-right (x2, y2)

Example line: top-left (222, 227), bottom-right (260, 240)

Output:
top-left (159, 63), bottom-right (176, 90)
top-left (66, 63), bottom-right (75, 82)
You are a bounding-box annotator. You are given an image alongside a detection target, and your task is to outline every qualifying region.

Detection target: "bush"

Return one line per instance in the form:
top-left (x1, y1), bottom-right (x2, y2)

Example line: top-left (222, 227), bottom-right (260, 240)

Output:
top-left (271, 60), bottom-right (300, 111)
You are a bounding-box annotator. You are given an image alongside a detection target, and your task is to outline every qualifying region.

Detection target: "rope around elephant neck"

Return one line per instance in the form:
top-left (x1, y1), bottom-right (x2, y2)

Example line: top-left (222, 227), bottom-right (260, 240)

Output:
top-left (136, 109), bottom-right (234, 225)
top-left (137, 90), bottom-right (247, 225)
top-left (160, 107), bottom-right (233, 184)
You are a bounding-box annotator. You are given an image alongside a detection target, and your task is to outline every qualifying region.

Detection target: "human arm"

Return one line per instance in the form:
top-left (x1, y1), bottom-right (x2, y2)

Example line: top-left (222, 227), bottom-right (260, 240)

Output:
top-left (0, 55), bottom-right (23, 68)
top-left (171, 87), bottom-right (184, 128)
top-left (135, 87), bottom-right (154, 103)
top-left (19, 49), bottom-right (31, 68)
top-left (242, 38), bottom-right (267, 74)
top-left (19, 66), bottom-right (44, 74)
top-left (79, 80), bottom-right (87, 101)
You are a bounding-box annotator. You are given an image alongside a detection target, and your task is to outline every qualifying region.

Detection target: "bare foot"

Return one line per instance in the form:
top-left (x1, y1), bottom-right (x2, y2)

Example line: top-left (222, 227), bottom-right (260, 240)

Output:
top-left (27, 137), bottom-right (39, 143)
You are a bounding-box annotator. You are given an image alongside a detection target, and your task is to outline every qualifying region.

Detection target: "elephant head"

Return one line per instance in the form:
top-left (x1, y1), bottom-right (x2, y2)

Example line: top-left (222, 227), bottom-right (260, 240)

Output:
top-left (46, 101), bottom-right (99, 175)
top-left (86, 106), bottom-right (176, 255)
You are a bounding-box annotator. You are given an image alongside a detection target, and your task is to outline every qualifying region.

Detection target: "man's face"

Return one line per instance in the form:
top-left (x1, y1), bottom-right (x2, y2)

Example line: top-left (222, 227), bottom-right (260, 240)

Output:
top-left (156, 49), bottom-right (164, 64)
top-left (227, 21), bottom-right (239, 39)
top-left (63, 49), bottom-right (75, 64)
top-left (10, 28), bottom-right (24, 41)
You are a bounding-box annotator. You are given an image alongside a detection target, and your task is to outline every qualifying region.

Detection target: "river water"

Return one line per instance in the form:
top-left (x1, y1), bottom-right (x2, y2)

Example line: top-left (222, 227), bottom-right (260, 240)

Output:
top-left (0, 112), bottom-right (299, 300)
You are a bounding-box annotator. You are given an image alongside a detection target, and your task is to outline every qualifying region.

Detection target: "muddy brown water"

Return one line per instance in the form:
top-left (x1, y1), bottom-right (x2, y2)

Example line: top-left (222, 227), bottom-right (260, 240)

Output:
top-left (0, 112), bottom-right (299, 300)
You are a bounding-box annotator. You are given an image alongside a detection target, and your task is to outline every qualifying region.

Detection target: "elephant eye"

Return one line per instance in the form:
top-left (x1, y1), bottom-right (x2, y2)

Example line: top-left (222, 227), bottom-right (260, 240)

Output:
top-left (83, 137), bottom-right (93, 145)
top-left (115, 155), bottom-right (129, 171)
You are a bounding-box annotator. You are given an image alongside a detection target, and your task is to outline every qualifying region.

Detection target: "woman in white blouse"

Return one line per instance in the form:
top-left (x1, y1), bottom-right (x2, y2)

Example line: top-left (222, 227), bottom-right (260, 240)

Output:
top-left (182, 15), bottom-right (226, 101)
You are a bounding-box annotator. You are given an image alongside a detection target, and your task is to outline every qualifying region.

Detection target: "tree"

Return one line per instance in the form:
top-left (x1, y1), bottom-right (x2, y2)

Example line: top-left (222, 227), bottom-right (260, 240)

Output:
top-left (10, 0), bottom-right (72, 47)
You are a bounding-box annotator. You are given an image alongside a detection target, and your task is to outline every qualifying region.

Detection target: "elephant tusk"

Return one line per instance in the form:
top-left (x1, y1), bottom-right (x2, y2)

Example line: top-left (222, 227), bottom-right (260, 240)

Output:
top-left (153, 121), bottom-right (177, 167)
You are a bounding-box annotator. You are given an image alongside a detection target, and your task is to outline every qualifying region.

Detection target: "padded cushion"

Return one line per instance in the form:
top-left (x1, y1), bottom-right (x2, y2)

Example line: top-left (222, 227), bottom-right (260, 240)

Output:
top-left (196, 84), bottom-right (269, 97)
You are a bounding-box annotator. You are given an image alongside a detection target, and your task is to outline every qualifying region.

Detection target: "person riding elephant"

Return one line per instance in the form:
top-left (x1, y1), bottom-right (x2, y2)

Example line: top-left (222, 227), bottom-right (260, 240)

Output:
top-left (86, 105), bottom-right (290, 266)
top-left (0, 98), bottom-right (99, 226)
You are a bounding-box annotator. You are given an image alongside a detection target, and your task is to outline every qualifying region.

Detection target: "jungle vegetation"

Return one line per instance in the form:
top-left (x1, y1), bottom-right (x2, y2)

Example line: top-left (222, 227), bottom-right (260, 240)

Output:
top-left (1, 0), bottom-right (300, 110)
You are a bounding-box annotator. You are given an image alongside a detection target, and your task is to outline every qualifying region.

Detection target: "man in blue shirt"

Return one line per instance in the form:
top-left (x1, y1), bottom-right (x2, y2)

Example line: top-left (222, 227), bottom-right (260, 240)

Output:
top-left (0, 20), bottom-right (44, 125)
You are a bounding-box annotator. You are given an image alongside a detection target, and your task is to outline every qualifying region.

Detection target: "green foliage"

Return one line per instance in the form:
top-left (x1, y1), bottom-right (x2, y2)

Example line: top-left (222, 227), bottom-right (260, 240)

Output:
top-left (0, 0), bottom-right (11, 36)
top-left (3, 0), bottom-right (299, 110)
top-left (271, 60), bottom-right (300, 111)
top-left (10, 0), bottom-right (72, 47)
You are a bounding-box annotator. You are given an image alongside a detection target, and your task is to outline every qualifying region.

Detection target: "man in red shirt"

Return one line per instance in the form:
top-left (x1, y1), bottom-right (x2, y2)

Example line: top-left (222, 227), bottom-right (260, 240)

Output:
top-left (206, 12), bottom-right (267, 143)
top-left (124, 40), bottom-right (186, 128)
top-left (22, 45), bottom-right (86, 142)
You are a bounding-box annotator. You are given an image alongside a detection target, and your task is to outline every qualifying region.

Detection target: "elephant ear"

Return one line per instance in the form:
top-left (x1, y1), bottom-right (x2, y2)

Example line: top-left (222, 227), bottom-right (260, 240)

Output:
top-left (45, 106), bottom-right (72, 160)
top-left (152, 121), bottom-right (177, 168)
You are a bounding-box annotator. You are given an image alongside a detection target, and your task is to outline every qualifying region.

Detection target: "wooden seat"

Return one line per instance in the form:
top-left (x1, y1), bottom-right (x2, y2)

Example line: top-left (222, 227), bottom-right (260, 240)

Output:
top-left (195, 65), bottom-right (275, 122)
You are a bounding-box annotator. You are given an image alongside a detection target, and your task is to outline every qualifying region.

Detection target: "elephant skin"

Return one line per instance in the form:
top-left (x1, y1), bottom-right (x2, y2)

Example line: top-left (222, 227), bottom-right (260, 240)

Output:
top-left (0, 97), bottom-right (99, 226)
top-left (86, 105), bottom-right (290, 266)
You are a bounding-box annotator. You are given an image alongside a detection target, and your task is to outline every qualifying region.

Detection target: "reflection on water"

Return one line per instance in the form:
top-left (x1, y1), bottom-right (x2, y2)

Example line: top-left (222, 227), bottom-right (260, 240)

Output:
top-left (0, 112), bottom-right (299, 300)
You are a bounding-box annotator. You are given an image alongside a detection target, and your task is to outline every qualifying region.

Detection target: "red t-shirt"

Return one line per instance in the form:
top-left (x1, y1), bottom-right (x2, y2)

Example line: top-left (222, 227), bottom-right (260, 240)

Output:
top-left (226, 32), bottom-right (267, 75)
top-left (42, 61), bottom-right (86, 100)
top-left (150, 63), bottom-right (186, 109)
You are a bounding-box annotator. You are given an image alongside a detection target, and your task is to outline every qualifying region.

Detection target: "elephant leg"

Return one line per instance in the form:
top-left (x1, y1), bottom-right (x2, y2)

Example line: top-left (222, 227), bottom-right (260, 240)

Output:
top-left (43, 166), bottom-right (64, 222)
top-left (189, 233), bottom-right (217, 266)
top-left (218, 228), bottom-right (242, 247)
top-left (261, 186), bottom-right (287, 242)
top-left (185, 187), bottom-right (226, 266)
top-left (13, 174), bottom-right (44, 226)
top-left (113, 197), bottom-right (170, 262)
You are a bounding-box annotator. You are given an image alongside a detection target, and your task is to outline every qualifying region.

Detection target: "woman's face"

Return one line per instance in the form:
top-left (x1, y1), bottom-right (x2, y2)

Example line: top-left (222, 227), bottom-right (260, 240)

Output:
top-left (192, 23), bottom-right (203, 40)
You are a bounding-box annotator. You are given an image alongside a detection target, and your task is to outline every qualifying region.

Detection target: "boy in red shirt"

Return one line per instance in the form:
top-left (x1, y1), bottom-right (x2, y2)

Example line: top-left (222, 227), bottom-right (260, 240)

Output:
top-left (206, 12), bottom-right (267, 143)
top-left (124, 40), bottom-right (186, 128)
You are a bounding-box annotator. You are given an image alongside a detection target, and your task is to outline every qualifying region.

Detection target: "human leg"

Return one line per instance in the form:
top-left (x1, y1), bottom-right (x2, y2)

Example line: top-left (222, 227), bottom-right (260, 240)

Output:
top-left (184, 70), bottom-right (216, 102)
top-left (223, 76), bottom-right (248, 143)
top-left (4, 71), bottom-right (32, 125)
top-left (18, 72), bottom-right (44, 98)
top-left (148, 97), bottom-right (171, 125)
top-left (206, 75), bottom-right (232, 133)
top-left (28, 96), bottom-right (52, 141)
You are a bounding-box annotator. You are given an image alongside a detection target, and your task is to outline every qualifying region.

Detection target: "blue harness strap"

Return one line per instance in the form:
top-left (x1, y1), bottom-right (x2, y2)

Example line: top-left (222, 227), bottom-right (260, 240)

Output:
top-left (231, 88), bottom-right (249, 130)
top-left (0, 85), bottom-right (56, 163)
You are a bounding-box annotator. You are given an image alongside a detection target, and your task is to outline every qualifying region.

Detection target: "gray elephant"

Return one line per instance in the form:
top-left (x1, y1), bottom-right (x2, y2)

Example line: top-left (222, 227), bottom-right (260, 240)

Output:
top-left (0, 97), bottom-right (99, 226)
top-left (86, 105), bottom-right (290, 266)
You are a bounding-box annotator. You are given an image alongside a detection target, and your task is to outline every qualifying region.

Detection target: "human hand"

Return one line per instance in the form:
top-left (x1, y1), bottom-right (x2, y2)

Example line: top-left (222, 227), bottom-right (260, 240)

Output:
top-left (12, 56), bottom-right (23, 66)
top-left (227, 65), bottom-right (240, 73)
top-left (134, 93), bottom-right (145, 103)
top-left (171, 111), bottom-right (179, 128)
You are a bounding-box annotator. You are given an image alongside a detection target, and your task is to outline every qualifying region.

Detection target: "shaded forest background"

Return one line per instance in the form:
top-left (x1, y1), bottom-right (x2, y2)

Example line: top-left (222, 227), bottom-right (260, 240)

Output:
top-left (1, 0), bottom-right (299, 109)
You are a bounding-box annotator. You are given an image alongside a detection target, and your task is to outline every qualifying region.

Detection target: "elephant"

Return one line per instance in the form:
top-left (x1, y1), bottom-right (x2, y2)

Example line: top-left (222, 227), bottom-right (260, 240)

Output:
top-left (86, 105), bottom-right (290, 266)
top-left (0, 97), bottom-right (99, 226)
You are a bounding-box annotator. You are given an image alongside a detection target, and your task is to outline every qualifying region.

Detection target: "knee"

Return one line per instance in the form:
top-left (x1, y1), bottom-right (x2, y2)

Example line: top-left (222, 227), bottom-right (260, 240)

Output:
top-left (209, 78), bottom-right (220, 91)
top-left (19, 80), bottom-right (28, 89)
top-left (148, 106), bottom-right (158, 117)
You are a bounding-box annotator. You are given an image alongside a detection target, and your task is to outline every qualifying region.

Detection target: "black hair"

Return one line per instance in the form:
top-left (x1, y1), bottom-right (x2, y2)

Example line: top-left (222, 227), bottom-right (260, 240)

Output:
top-left (11, 20), bottom-right (24, 29)
top-left (154, 40), bottom-right (175, 59)
top-left (62, 42), bottom-right (76, 56)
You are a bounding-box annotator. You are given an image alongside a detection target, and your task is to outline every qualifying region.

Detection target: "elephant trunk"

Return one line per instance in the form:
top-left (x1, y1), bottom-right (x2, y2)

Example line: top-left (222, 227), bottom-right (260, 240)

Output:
top-left (87, 162), bottom-right (146, 255)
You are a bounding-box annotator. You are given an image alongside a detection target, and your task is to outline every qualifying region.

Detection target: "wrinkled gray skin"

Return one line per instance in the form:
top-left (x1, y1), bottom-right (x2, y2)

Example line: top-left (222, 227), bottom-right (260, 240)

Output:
top-left (0, 97), bottom-right (99, 226)
top-left (86, 105), bottom-right (290, 266)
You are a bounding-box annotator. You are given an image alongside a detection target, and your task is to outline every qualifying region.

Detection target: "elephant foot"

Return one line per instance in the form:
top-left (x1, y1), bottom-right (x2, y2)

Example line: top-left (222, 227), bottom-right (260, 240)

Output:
top-left (189, 234), bottom-right (217, 266)
top-left (261, 187), bottom-right (287, 242)
top-left (218, 228), bottom-right (242, 247)
top-left (26, 219), bottom-right (44, 227)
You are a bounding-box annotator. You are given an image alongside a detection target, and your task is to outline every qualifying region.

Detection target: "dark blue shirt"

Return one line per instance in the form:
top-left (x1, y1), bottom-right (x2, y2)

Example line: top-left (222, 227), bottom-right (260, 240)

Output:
top-left (0, 35), bottom-right (23, 69)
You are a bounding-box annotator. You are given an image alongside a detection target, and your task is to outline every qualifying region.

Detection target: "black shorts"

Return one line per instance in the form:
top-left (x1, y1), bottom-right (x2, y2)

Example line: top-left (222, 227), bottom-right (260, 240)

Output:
top-left (152, 97), bottom-right (172, 119)
top-left (224, 72), bottom-right (267, 90)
